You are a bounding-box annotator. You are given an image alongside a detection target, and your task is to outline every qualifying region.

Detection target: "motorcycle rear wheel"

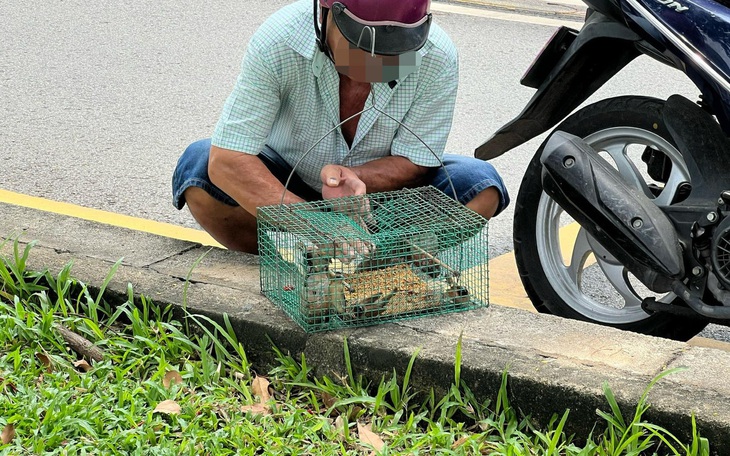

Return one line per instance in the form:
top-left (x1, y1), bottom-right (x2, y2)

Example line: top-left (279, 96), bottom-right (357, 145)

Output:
top-left (514, 95), bottom-right (708, 341)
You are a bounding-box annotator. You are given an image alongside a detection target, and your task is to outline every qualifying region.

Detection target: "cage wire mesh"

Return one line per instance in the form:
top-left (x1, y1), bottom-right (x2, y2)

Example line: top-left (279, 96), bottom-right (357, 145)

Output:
top-left (258, 186), bottom-right (489, 332)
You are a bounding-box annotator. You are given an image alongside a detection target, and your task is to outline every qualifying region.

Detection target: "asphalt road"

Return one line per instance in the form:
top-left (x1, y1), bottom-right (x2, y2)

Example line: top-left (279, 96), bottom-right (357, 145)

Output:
top-left (4, 0), bottom-right (727, 340)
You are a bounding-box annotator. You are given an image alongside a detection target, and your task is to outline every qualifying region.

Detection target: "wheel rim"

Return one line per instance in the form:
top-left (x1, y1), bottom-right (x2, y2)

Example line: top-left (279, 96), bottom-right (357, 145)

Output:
top-left (536, 126), bottom-right (690, 324)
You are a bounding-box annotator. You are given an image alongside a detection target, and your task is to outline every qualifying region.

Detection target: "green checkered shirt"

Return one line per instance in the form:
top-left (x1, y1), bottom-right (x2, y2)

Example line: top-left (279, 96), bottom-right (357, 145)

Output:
top-left (211, 0), bottom-right (459, 192)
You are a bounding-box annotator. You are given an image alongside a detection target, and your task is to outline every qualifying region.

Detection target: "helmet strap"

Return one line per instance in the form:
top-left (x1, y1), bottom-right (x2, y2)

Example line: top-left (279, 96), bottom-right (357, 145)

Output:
top-left (314, 1), bottom-right (330, 55)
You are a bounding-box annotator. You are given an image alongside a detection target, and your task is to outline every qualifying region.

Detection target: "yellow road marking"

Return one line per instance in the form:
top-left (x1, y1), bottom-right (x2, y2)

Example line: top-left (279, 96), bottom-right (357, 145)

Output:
top-left (0, 189), bottom-right (223, 248)
top-left (488, 222), bottom-right (583, 313)
top-left (489, 251), bottom-right (534, 311)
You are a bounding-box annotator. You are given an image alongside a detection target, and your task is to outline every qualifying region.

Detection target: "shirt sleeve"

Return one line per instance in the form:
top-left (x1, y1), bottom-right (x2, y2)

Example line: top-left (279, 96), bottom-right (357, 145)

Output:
top-left (390, 52), bottom-right (458, 168)
top-left (211, 37), bottom-right (281, 155)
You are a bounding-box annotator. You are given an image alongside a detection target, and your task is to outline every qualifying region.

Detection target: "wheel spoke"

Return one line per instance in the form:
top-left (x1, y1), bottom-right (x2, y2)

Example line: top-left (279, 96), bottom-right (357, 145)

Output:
top-left (594, 259), bottom-right (642, 309)
top-left (547, 199), bottom-right (563, 230)
top-left (566, 228), bottom-right (592, 286)
top-left (601, 143), bottom-right (652, 197)
top-left (653, 171), bottom-right (683, 207)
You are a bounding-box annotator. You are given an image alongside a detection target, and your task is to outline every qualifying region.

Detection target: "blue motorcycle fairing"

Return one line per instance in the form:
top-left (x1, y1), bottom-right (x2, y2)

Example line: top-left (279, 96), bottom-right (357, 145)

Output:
top-left (621, 0), bottom-right (730, 129)
top-left (624, 0), bottom-right (730, 81)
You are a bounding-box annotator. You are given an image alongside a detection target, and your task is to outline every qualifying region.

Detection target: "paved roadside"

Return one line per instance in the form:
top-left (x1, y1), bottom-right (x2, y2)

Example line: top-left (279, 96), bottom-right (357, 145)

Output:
top-left (2, 201), bottom-right (730, 453)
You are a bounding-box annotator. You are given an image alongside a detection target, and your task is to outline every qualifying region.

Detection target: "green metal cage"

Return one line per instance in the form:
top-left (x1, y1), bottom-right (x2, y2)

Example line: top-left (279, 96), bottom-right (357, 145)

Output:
top-left (257, 186), bottom-right (489, 332)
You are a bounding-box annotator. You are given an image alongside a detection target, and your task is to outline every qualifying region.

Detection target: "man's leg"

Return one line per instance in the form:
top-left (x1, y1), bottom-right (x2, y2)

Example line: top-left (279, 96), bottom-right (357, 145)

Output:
top-left (184, 187), bottom-right (260, 252)
top-left (429, 154), bottom-right (510, 220)
top-left (465, 187), bottom-right (501, 219)
top-left (172, 139), bottom-right (320, 253)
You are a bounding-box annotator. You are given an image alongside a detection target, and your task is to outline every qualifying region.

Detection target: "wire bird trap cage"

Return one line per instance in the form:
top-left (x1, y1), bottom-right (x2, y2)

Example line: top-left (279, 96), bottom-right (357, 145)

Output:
top-left (257, 186), bottom-right (489, 332)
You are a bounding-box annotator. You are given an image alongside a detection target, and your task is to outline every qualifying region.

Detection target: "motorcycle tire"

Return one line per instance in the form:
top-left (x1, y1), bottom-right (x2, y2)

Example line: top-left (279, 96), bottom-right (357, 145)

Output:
top-left (514, 95), bottom-right (708, 341)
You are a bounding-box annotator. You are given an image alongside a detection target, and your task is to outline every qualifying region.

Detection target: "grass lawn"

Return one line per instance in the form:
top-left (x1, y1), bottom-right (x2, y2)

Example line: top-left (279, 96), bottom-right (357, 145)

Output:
top-left (0, 240), bottom-right (712, 455)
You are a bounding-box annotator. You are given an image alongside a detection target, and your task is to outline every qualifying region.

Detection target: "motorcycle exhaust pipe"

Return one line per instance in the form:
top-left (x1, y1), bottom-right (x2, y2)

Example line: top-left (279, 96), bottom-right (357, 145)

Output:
top-left (540, 131), bottom-right (684, 293)
top-left (671, 281), bottom-right (730, 318)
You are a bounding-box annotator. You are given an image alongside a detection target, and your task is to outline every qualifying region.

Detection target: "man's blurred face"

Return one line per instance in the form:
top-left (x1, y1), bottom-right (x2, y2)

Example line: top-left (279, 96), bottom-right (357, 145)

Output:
top-left (325, 15), bottom-right (419, 83)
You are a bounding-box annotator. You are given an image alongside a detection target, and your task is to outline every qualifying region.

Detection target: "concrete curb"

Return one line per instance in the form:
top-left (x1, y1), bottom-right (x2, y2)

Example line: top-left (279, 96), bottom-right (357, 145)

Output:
top-left (3, 201), bottom-right (730, 452)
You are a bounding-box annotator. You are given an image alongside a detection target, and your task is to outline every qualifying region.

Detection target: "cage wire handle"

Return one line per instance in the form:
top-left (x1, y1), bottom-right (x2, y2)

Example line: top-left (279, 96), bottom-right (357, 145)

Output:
top-left (279, 85), bottom-right (458, 205)
top-left (280, 104), bottom-right (374, 205)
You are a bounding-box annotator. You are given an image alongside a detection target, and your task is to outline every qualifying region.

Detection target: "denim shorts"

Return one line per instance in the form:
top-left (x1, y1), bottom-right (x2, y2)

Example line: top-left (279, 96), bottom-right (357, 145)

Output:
top-left (172, 139), bottom-right (509, 216)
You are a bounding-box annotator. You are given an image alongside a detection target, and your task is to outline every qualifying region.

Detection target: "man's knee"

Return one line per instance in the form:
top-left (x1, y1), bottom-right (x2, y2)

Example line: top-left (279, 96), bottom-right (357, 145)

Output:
top-left (183, 187), bottom-right (213, 212)
top-left (434, 155), bottom-right (510, 215)
top-left (183, 187), bottom-right (235, 224)
top-left (184, 138), bottom-right (213, 156)
top-left (466, 187), bottom-right (501, 220)
top-left (183, 187), bottom-right (259, 252)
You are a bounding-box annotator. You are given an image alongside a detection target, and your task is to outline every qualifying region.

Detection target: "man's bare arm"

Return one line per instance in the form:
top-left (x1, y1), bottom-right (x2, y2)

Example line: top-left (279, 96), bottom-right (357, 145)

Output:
top-left (321, 156), bottom-right (433, 193)
top-left (320, 156), bottom-right (432, 200)
top-left (351, 156), bottom-right (432, 192)
top-left (208, 145), bottom-right (306, 215)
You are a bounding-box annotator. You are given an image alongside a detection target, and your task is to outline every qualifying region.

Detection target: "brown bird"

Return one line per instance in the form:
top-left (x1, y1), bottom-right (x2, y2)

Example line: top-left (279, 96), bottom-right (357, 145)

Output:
top-left (302, 272), bottom-right (332, 321)
top-left (351, 288), bottom-right (399, 319)
top-left (444, 285), bottom-right (471, 307)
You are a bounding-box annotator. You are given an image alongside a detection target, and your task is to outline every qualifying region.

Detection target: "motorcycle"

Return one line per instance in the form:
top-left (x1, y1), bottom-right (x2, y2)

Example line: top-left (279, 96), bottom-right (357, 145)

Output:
top-left (476, 0), bottom-right (730, 340)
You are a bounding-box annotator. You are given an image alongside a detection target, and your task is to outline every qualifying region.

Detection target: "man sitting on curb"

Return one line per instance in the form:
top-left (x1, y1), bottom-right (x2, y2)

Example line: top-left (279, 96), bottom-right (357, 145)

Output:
top-left (172, 0), bottom-right (509, 253)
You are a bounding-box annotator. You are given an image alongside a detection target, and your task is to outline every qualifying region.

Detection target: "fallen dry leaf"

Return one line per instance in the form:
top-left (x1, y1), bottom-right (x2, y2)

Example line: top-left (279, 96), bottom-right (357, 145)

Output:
top-left (334, 415), bottom-right (346, 439)
top-left (240, 403), bottom-right (270, 415)
top-left (240, 375), bottom-right (274, 416)
top-left (1, 424), bottom-right (15, 444)
top-left (357, 422), bottom-right (385, 451)
top-left (251, 376), bottom-right (271, 402)
top-left (153, 400), bottom-right (181, 415)
top-left (452, 435), bottom-right (469, 449)
top-left (73, 360), bottom-right (92, 373)
top-left (35, 353), bottom-right (52, 373)
top-left (321, 392), bottom-right (337, 409)
top-left (163, 371), bottom-right (183, 388)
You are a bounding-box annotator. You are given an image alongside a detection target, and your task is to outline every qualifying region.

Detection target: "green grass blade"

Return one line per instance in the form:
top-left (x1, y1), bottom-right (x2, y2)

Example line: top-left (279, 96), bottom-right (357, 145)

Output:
top-left (601, 382), bottom-right (626, 430)
top-left (343, 336), bottom-right (356, 391)
top-left (547, 409), bottom-right (570, 455)
top-left (93, 258), bottom-right (122, 309)
top-left (454, 332), bottom-right (463, 386)
top-left (182, 247), bottom-right (212, 309)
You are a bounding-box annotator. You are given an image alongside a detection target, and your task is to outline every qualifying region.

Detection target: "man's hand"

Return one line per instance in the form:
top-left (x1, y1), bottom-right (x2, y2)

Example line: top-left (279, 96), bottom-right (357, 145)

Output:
top-left (320, 164), bottom-right (374, 262)
top-left (320, 164), bottom-right (366, 199)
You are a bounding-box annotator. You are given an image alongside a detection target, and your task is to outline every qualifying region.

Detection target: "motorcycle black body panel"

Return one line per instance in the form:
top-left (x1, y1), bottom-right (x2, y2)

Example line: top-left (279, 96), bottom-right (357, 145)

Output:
top-left (540, 131), bottom-right (684, 292)
top-left (475, 12), bottom-right (642, 160)
top-left (662, 95), bottom-right (730, 207)
top-left (651, 96), bottom-right (730, 254)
